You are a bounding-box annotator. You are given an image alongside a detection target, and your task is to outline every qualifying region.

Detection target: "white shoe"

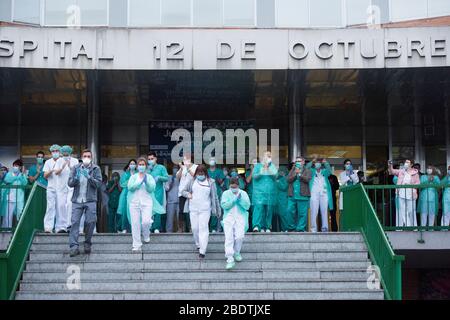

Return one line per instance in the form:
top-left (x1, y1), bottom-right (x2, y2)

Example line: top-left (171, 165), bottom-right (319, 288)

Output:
top-left (253, 227), bottom-right (259, 232)
top-left (265, 229), bottom-right (271, 233)
top-left (121, 230), bottom-right (127, 234)
top-left (154, 229), bottom-right (160, 234)
top-left (132, 247), bottom-right (142, 253)
top-left (144, 237), bottom-right (150, 243)
top-left (212, 230), bottom-right (217, 233)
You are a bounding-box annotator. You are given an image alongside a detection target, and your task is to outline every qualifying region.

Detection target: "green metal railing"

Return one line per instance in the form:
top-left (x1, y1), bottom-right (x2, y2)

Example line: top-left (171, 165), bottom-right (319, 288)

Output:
top-left (0, 183), bottom-right (47, 300)
top-left (340, 183), bottom-right (404, 300)
top-left (364, 184), bottom-right (449, 231)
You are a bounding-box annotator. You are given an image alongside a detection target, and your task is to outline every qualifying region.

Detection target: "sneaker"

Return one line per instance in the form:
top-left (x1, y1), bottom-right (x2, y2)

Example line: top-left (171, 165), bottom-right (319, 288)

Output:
top-left (226, 261), bottom-right (236, 270)
top-left (132, 247), bottom-right (142, 253)
top-left (253, 227), bottom-right (259, 232)
top-left (199, 253), bottom-right (205, 259)
top-left (234, 253), bottom-right (243, 262)
top-left (144, 237), bottom-right (150, 243)
top-left (84, 246), bottom-right (91, 254)
top-left (154, 229), bottom-right (160, 234)
top-left (44, 229), bottom-right (52, 233)
top-left (69, 248), bottom-right (80, 257)
top-left (56, 229), bottom-right (67, 234)
top-left (121, 230), bottom-right (127, 234)
top-left (265, 229), bottom-right (271, 233)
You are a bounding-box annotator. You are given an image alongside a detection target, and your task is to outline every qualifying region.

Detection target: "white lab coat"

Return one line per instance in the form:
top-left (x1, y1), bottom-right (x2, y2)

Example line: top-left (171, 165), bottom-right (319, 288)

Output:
top-left (338, 170), bottom-right (359, 210)
top-left (55, 157), bottom-right (79, 231)
top-left (43, 158), bottom-right (60, 232)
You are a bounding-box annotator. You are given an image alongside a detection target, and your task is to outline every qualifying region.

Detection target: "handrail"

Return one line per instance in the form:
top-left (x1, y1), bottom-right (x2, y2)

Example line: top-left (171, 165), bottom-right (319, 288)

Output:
top-left (362, 183), bottom-right (449, 231)
top-left (340, 183), bottom-right (404, 300)
top-left (0, 182), bottom-right (47, 300)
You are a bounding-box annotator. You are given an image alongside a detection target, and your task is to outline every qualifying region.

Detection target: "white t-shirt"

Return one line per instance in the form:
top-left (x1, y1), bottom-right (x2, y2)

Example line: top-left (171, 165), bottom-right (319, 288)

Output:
top-left (43, 158), bottom-right (59, 189)
top-left (190, 179), bottom-right (211, 213)
top-left (55, 157), bottom-right (79, 191)
top-left (178, 164), bottom-right (198, 197)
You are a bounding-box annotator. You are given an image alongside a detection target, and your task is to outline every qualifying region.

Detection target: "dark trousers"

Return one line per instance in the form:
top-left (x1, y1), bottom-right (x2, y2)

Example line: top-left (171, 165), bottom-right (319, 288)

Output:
top-left (178, 196), bottom-right (191, 232)
top-left (69, 201), bottom-right (97, 250)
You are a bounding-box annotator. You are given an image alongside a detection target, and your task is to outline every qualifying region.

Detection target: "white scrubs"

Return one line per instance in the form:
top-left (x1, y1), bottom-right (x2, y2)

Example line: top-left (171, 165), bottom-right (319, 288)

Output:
top-left (129, 176), bottom-right (153, 250)
top-left (310, 171), bottom-right (329, 232)
top-left (397, 173), bottom-right (417, 227)
top-left (55, 157), bottom-right (79, 231)
top-left (223, 200), bottom-right (246, 263)
top-left (43, 158), bottom-right (60, 232)
top-left (189, 180), bottom-right (211, 255)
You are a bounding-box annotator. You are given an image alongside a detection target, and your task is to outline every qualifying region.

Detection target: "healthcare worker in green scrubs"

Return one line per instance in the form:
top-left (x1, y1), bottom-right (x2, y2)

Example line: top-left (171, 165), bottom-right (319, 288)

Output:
top-left (117, 159), bottom-right (136, 233)
top-left (275, 165), bottom-right (289, 232)
top-left (107, 172), bottom-right (122, 233)
top-left (147, 151), bottom-right (168, 233)
top-left (1, 159), bottom-right (28, 228)
top-left (208, 157), bottom-right (225, 232)
top-left (287, 157), bottom-right (312, 232)
top-left (251, 151), bottom-right (278, 232)
top-left (417, 165), bottom-right (440, 228)
top-left (441, 165), bottom-right (450, 227)
top-left (27, 151), bottom-right (47, 187)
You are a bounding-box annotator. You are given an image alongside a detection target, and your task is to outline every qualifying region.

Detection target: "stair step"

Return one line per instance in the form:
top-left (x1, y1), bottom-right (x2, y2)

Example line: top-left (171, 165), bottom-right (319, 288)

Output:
top-left (15, 289), bottom-right (384, 300)
top-left (21, 269), bottom-right (371, 281)
top-left (25, 260), bottom-right (371, 272)
top-left (28, 251), bottom-right (369, 261)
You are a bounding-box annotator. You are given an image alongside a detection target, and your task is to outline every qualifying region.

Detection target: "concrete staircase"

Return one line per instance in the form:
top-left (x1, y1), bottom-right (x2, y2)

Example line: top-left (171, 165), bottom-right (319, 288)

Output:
top-left (15, 232), bottom-right (384, 300)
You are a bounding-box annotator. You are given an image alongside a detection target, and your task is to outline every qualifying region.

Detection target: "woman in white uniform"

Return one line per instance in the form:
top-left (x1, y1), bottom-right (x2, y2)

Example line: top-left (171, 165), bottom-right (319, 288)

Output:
top-left (182, 164), bottom-right (221, 259)
top-left (127, 158), bottom-right (165, 252)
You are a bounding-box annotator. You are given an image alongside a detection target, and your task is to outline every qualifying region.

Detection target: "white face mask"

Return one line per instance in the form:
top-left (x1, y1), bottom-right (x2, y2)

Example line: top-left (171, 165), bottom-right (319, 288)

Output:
top-left (209, 160), bottom-right (216, 166)
top-left (426, 168), bottom-right (433, 175)
top-left (403, 163), bottom-right (410, 170)
top-left (82, 157), bottom-right (91, 165)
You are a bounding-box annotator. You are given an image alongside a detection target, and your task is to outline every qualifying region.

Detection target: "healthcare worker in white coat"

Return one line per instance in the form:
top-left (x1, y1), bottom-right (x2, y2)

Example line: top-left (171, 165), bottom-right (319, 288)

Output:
top-left (54, 145), bottom-right (79, 233)
top-left (182, 164), bottom-right (221, 259)
top-left (339, 159), bottom-right (360, 212)
top-left (127, 158), bottom-right (165, 252)
top-left (221, 177), bottom-right (251, 270)
top-left (43, 144), bottom-right (62, 233)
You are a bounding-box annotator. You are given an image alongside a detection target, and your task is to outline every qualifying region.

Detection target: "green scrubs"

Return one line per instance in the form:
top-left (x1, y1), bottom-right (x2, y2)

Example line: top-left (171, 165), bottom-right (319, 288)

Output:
top-left (251, 162), bottom-right (277, 231)
top-left (148, 164), bottom-right (169, 232)
top-left (288, 173), bottom-right (310, 232)
top-left (106, 180), bottom-right (121, 233)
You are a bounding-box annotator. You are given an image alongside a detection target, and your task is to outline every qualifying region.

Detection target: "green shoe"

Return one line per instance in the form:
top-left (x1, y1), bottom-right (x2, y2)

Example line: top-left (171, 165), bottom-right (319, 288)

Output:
top-left (226, 261), bottom-right (236, 270)
top-left (234, 253), bottom-right (243, 262)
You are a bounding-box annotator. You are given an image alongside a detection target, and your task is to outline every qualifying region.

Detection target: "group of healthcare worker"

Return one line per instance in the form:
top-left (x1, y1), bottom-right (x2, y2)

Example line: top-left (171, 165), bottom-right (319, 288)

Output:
top-left (389, 160), bottom-right (450, 228)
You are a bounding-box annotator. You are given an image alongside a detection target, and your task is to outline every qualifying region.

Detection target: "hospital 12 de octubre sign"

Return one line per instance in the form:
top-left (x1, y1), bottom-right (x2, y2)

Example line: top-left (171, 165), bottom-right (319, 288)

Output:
top-left (0, 26), bottom-right (449, 70)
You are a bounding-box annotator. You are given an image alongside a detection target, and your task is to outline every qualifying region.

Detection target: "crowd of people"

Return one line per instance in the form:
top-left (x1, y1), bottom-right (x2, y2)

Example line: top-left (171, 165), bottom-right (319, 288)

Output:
top-left (1, 145), bottom-right (449, 269)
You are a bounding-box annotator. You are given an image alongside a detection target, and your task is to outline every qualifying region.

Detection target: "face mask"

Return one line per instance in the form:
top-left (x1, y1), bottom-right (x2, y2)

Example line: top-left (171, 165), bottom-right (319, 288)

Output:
top-left (183, 159), bottom-right (191, 166)
top-left (52, 152), bottom-right (60, 159)
top-left (209, 160), bottom-right (216, 166)
top-left (230, 187), bottom-right (239, 194)
top-left (295, 162), bottom-right (302, 169)
top-left (403, 163), bottom-right (410, 170)
top-left (129, 164), bottom-right (136, 171)
top-left (345, 164), bottom-right (352, 171)
top-left (426, 169), bottom-right (433, 175)
top-left (113, 176), bottom-right (119, 181)
top-left (63, 156), bottom-right (70, 161)
top-left (82, 157), bottom-right (91, 165)
top-left (265, 157), bottom-right (272, 164)
top-left (314, 163), bottom-right (322, 169)
top-left (197, 175), bottom-right (206, 182)
top-left (230, 171), bottom-right (238, 178)
top-left (37, 158), bottom-right (44, 165)
top-left (148, 159), bottom-right (155, 166)
top-left (12, 166), bottom-right (20, 173)
top-left (137, 165), bottom-right (146, 173)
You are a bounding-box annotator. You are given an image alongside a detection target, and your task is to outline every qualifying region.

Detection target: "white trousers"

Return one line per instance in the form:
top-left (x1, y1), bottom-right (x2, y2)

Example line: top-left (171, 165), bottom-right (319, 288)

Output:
top-left (420, 213), bottom-right (435, 227)
top-left (129, 201), bottom-right (153, 250)
top-left (43, 188), bottom-right (62, 232)
top-left (397, 198), bottom-right (417, 227)
top-left (1, 202), bottom-right (16, 228)
top-left (56, 188), bottom-right (74, 231)
top-left (223, 210), bottom-right (246, 263)
top-left (310, 191), bottom-right (329, 232)
top-left (190, 210), bottom-right (211, 255)
top-left (441, 213), bottom-right (450, 227)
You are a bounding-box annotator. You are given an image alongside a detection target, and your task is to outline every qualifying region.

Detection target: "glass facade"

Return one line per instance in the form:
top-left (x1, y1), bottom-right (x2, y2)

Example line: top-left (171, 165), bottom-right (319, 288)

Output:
top-left (2, 0), bottom-right (450, 28)
top-left (1, 68), bottom-right (449, 180)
